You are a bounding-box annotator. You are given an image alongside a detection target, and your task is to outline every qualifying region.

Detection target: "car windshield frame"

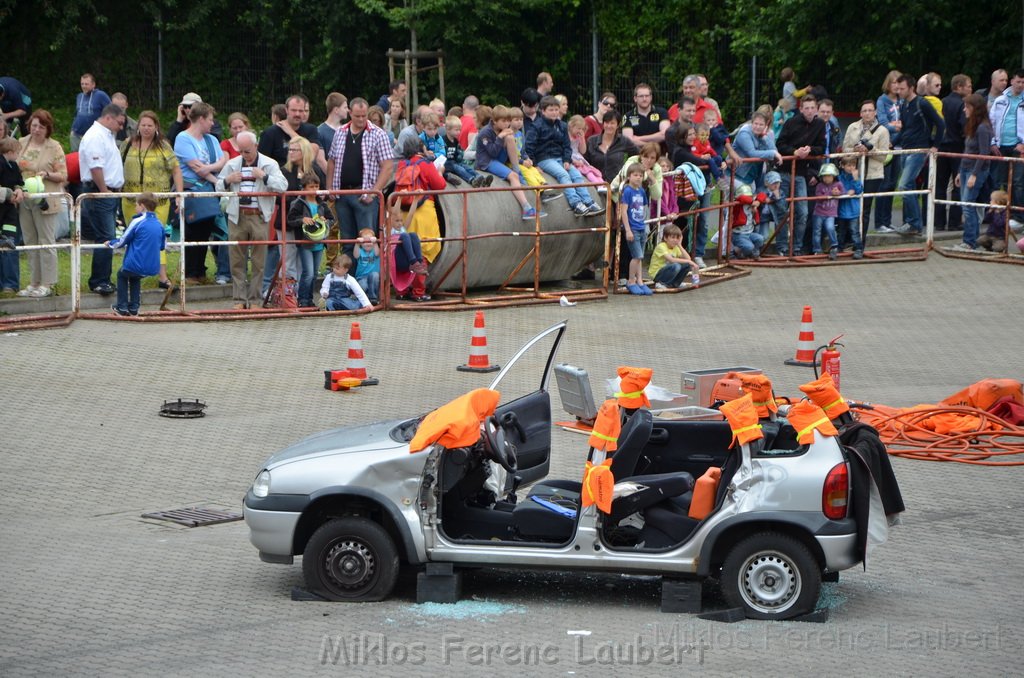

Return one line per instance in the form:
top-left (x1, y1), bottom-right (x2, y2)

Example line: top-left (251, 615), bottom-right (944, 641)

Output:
top-left (487, 321), bottom-right (567, 395)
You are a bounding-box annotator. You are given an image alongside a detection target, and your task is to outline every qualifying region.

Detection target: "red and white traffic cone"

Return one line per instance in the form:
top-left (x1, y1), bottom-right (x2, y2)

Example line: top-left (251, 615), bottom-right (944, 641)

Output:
top-left (784, 305), bottom-right (819, 367)
top-left (457, 311), bottom-right (501, 373)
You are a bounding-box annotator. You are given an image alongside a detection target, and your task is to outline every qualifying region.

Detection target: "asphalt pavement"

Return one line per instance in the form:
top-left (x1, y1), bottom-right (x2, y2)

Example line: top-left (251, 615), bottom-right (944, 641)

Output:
top-left (2, 255), bottom-right (1022, 677)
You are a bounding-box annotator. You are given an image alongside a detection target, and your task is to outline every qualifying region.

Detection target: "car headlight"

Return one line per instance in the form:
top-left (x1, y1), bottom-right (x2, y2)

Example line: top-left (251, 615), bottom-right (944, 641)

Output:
top-left (252, 470), bottom-right (271, 498)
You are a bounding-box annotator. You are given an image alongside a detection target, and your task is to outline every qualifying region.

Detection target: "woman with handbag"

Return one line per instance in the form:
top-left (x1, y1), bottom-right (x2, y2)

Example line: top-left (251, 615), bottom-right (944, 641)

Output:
top-left (173, 102), bottom-right (226, 283)
top-left (15, 110), bottom-right (66, 298)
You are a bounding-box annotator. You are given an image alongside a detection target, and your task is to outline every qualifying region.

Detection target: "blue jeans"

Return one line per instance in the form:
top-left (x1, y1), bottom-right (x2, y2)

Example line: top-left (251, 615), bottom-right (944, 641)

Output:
top-left (357, 271), bottom-right (380, 302)
top-left (296, 246), bottom-right (323, 307)
top-left (811, 215), bottom-right (838, 252)
top-left (993, 146), bottom-right (1024, 209)
top-left (777, 175), bottom-right (808, 254)
top-left (393, 232), bottom-right (423, 271)
top-left (960, 168), bottom-right (990, 248)
top-left (81, 192), bottom-right (119, 289)
top-left (445, 160), bottom-right (479, 183)
top-left (0, 249), bottom-right (19, 290)
top-left (896, 151), bottom-right (927, 231)
top-left (731, 230), bottom-right (765, 258)
top-left (115, 269), bottom-right (143, 314)
top-left (653, 262), bottom-right (692, 287)
top-left (837, 217), bottom-right (863, 251)
top-left (326, 295), bottom-right (362, 311)
top-left (335, 194), bottom-right (380, 256)
top-left (536, 158), bottom-right (593, 208)
top-left (875, 155), bottom-right (901, 229)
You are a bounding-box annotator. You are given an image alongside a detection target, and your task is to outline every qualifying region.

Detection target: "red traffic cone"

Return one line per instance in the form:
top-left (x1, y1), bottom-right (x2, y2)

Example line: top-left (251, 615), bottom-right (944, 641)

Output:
top-left (346, 321), bottom-right (368, 379)
top-left (457, 311), bottom-right (501, 373)
top-left (784, 305), bottom-right (819, 367)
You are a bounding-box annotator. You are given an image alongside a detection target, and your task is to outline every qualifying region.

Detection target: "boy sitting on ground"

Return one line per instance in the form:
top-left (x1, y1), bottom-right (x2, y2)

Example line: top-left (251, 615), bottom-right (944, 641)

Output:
top-left (649, 224), bottom-right (698, 289)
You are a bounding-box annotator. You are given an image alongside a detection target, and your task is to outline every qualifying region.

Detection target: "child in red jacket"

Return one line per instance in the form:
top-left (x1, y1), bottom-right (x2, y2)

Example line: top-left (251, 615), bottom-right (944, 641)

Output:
top-left (730, 184), bottom-right (766, 259)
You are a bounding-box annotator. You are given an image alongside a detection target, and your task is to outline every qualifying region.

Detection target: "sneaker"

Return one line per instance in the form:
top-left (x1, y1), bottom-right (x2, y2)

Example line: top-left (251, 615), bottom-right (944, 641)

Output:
top-left (585, 203), bottom-right (605, 216)
top-left (411, 294), bottom-right (432, 302)
top-left (484, 175), bottom-right (494, 187)
top-left (521, 206), bottom-right (547, 220)
top-left (110, 304), bottom-right (130, 317)
top-left (597, 185), bottom-right (608, 195)
top-left (158, 280), bottom-right (172, 289)
top-left (617, 278), bottom-right (628, 288)
top-left (950, 242), bottom-right (976, 252)
top-left (694, 257), bottom-right (707, 269)
top-left (828, 247), bottom-right (838, 261)
top-left (91, 282), bottom-right (115, 295)
top-left (654, 282), bottom-right (669, 291)
top-left (17, 285), bottom-right (40, 297)
top-left (447, 174), bottom-right (463, 187)
top-left (875, 226), bottom-right (895, 233)
top-left (541, 190), bottom-right (561, 203)
top-left (27, 286), bottom-right (51, 298)
top-left (215, 275), bottom-right (230, 285)
top-left (853, 250), bottom-right (864, 260)
top-left (572, 202), bottom-right (590, 217)
top-left (895, 223), bottom-right (920, 235)
top-left (469, 175), bottom-right (485, 188)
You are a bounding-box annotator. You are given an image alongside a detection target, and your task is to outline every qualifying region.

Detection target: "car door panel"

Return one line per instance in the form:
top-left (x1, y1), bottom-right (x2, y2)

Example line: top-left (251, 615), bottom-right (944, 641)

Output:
top-left (495, 390), bottom-right (551, 484)
top-left (641, 420), bottom-right (734, 478)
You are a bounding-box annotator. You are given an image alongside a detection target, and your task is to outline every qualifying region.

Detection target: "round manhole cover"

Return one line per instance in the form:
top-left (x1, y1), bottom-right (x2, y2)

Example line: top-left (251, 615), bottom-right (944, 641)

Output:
top-left (159, 398), bottom-right (207, 418)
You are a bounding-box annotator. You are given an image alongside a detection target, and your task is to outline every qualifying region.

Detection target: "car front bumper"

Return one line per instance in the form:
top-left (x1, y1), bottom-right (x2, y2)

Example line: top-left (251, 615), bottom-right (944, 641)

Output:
top-left (243, 501), bottom-right (302, 561)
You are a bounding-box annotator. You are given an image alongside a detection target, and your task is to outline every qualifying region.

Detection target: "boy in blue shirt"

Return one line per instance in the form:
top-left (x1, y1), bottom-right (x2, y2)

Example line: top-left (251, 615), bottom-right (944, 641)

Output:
top-left (527, 96), bottom-right (604, 217)
top-left (836, 157), bottom-right (865, 259)
top-left (107, 192), bottom-right (164, 316)
top-left (618, 163), bottom-right (652, 295)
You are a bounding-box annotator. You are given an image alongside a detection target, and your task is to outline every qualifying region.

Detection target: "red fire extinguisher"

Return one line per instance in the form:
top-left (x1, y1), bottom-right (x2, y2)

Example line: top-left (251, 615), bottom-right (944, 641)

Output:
top-left (815, 335), bottom-right (844, 391)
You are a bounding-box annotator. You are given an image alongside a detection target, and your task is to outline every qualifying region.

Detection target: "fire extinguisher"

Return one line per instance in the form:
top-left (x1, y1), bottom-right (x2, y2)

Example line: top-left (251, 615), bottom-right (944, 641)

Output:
top-left (815, 335), bottom-right (844, 390)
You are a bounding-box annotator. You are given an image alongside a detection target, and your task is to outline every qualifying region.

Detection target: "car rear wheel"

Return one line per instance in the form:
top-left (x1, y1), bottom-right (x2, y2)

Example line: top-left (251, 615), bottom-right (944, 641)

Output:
top-left (721, 532), bottom-right (820, 620)
top-left (303, 517), bottom-right (399, 602)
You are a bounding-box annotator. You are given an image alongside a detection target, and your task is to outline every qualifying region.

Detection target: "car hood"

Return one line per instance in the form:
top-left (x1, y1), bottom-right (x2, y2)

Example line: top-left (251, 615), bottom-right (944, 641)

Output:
top-left (263, 419), bottom-right (411, 469)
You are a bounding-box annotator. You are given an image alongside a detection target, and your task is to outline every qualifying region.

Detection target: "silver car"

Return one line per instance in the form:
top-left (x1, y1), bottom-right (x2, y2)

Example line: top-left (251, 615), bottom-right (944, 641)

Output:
top-left (244, 322), bottom-right (889, 620)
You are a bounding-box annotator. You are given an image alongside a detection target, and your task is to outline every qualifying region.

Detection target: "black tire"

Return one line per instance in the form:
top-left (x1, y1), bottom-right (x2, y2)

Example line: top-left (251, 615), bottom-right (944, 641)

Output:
top-left (302, 517), bottom-right (399, 602)
top-left (720, 531), bottom-right (821, 620)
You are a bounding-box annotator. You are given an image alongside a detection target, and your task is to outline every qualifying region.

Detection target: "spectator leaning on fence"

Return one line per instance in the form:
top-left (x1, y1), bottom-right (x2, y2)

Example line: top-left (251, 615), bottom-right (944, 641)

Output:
top-left (79, 103), bottom-right (126, 295)
top-left (988, 69), bottom-right (1024, 214)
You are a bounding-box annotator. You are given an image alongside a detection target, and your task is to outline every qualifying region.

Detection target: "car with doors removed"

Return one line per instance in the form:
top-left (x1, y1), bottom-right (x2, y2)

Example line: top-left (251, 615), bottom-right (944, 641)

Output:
top-left (243, 322), bottom-right (899, 619)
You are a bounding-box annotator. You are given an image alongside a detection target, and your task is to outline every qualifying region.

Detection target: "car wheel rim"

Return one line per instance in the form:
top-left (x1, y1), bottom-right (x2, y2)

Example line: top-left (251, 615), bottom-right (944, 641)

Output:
top-left (739, 550), bottom-right (800, 613)
top-left (323, 539), bottom-right (377, 595)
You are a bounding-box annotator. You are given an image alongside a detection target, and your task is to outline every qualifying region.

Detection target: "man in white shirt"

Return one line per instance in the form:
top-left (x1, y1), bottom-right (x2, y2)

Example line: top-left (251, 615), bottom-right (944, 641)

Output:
top-left (79, 103), bottom-right (126, 295)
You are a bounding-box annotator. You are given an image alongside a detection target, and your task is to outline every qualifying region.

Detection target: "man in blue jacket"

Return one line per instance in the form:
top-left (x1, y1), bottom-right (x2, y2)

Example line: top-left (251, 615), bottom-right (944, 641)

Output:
top-left (71, 73), bottom-right (111, 152)
top-left (893, 74), bottom-right (945, 235)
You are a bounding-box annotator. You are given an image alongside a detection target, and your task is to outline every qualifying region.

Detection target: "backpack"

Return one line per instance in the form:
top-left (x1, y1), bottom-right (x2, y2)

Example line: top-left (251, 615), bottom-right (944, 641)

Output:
top-left (674, 162), bottom-right (707, 202)
top-left (393, 158), bottom-right (428, 209)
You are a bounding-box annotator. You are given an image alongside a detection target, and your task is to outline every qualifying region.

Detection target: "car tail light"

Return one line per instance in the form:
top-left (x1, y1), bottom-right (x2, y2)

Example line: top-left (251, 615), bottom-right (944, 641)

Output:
top-left (822, 462), bottom-right (849, 519)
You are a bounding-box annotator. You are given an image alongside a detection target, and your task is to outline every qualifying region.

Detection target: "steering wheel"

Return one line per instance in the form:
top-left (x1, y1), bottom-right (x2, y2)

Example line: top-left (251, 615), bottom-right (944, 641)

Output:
top-left (482, 415), bottom-right (517, 473)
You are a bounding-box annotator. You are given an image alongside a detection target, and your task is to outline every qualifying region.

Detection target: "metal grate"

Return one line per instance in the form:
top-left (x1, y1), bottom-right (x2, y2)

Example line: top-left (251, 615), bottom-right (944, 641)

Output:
top-left (141, 506), bottom-right (242, 527)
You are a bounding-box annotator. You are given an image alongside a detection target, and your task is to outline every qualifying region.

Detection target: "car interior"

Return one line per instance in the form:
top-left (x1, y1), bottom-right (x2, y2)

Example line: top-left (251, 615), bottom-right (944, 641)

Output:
top-left (434, 403), bottom-right (806, 551)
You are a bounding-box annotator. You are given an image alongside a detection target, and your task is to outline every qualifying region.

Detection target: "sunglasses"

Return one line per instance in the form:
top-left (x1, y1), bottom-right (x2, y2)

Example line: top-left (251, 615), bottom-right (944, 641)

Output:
top-left (601, 100), bottom-right (615, 106)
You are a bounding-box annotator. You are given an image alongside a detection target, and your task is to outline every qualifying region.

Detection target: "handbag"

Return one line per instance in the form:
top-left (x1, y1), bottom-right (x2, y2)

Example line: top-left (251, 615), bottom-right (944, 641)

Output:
top-left (184, 134), bottom-right (223, 224)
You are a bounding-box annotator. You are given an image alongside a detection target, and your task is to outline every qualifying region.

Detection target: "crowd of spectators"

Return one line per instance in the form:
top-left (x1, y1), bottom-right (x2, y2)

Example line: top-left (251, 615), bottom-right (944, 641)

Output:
top-left (0, 64), bottom-right (1022, 304)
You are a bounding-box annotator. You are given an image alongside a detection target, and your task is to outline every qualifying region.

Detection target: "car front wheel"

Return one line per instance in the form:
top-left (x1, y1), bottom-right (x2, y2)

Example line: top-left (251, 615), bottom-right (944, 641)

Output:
top-left (721, 532), bottom-right (821, 620)
top-left (303, 517), bottom-right (399, 602)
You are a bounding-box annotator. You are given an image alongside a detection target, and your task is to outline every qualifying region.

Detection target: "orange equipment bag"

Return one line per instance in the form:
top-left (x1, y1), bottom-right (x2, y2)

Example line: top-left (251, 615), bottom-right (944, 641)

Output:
top-left (588, 399), bottom-right (621, 452)
top-left (787, 400), bottom-right (839, 444)
top-left (615, 366), bottom-right (652, 409)
top-left (719, 393), bottom-right (764, 447)
top-left (798, 374), bottom-right (850, 419)
top-left (736, 372), bottom-right (779, 417)
top-left (409, 388), bottom-right (501, 452)
top-left (688, 467), bottom-right (722, 520)
top-left (581, 459), bottom-right (614, 514)
top-left (939, 379), bottom-right (1023, 411)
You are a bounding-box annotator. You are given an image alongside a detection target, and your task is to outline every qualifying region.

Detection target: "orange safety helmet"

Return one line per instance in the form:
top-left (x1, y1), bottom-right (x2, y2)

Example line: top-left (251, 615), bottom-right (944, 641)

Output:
top-left (616, 366), bottom-right (653, 409)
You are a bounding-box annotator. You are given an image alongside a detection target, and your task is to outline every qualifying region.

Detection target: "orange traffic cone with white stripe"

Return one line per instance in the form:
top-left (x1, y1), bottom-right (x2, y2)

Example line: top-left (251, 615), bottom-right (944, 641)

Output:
top-left (346, 321), bottom-right (370, 379)
top-left (784, 305), bottom-right (818, 367)
top-left (457, 311), bottom-right (501, 373)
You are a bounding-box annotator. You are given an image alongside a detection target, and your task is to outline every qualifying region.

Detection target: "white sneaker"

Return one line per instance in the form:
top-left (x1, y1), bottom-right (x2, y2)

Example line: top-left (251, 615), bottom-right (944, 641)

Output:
top-left (875, 226), bottom-right (895, 233)
top-left (694, 257), bottom-right (707, 269)
top-left (27, 286), bottom-right (52, 298)
top-left (617, 278), bottom-right (628, 288)
top-left (654, 282), bottom-right (668, 290)
top-left (950, 242), bottom-right (975, 252)
top-left (17, 285), bottom-right (39, 297)
top-left (895, 223), bottom-right (918, 234)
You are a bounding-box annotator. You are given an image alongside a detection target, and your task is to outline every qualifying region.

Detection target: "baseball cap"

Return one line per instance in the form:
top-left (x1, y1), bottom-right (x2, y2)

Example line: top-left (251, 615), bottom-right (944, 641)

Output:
top-left (763, 171), bottom-right (782, 186)
top-left (179, 92), bottom-right (203, 106)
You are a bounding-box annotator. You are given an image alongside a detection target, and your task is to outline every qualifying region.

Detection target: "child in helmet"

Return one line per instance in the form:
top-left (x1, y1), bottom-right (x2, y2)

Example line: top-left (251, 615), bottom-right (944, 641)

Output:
top-left (811, 162), bottom-right (844, 259)
top-left (287, 174), bottom-right (334, 308)
top-left (730, 183), bottom-right (767, 259)
top-left (320, 253), bottom-right (372, 311)
top-left (761, 170), bottom-right (787, 244)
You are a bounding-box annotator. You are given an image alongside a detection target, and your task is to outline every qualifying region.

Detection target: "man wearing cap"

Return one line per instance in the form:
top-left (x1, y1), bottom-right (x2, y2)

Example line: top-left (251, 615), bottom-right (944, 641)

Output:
top-left (71, 73), bottom-right (109, 151)
top-left (216, 131), bottom-right (287, 309)
top-left (79, 103), bottom-right (126, 295)
top-left (167, 92), bottom-right (224, 145)
top-left (0, 76), bottom-right (32, 136)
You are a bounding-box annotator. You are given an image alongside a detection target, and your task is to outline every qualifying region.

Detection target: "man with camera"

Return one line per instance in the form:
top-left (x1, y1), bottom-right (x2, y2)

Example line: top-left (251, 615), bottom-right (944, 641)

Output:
top-left (216, 131), bottom-right (287, 309)
top-left (167, 92), bottom-right (224, 145)
top-left (842, 100), bottom-right (891, 232)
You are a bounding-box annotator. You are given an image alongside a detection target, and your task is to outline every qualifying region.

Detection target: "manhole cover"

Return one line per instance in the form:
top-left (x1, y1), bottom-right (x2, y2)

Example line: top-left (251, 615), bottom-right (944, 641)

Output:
top-left (159, 398), bottom-right (207, 418)
top-left (141, 506), bottom-right (242, 527)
